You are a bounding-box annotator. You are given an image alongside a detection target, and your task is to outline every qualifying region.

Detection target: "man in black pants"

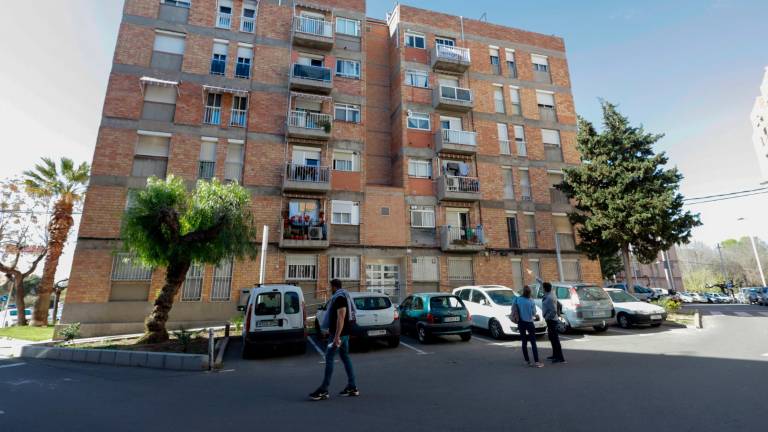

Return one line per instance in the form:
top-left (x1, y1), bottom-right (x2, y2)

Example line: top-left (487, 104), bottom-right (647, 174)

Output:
top-left (542, 282), bottom-right (566, 363)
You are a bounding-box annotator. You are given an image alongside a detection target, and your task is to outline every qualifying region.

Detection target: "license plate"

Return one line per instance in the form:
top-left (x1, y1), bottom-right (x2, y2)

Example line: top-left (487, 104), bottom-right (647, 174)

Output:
top-left (591, 311), bottom-right (609, 318)
top-left (367, 330), bottom-right (387, 337)
top-left (256, 320), bottom-right (278, 327)
top-left (444, 316), bottom-right (460, 323)
top-left (651, 315), bottom-right (662, 320)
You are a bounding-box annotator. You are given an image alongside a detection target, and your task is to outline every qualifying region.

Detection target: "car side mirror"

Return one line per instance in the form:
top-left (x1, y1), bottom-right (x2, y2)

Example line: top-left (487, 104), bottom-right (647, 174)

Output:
top-left (237, 305), bottom-right (246, 312)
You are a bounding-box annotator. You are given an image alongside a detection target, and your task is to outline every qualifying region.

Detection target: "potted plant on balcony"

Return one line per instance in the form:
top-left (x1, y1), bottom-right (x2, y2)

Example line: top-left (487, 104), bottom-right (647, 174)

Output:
top-left (317, 119), bottom-right (332, 134)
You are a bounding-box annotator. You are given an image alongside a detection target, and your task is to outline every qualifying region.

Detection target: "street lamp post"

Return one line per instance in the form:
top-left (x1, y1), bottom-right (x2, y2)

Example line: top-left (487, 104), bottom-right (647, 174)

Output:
top-left (737, 217), bottom-right (767, 287)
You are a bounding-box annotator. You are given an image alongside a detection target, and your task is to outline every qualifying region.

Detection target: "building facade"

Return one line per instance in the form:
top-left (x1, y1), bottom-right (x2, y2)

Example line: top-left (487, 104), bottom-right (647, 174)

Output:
top-left (63, 0), bottom-right (602, 336)
top-left (626, 248), bottom-right (684, 292)
top-left (751, 67), bottom-right (768, 184)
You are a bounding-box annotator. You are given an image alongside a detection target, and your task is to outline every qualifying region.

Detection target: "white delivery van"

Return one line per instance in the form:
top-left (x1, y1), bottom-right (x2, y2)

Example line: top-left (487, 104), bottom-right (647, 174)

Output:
top-left (240, 284), bottom-right (307, 358)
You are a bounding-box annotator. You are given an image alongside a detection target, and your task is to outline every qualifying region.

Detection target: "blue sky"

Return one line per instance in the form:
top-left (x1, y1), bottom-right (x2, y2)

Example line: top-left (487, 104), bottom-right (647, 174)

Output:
top-left (0, 0), bottom-right (766, 278)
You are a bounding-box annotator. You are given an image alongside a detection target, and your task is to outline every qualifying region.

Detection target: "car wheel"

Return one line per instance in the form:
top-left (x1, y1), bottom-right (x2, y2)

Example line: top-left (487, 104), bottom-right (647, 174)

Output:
top-left (387, 336), bottom-right (400, 348)
top-left (417, 325), bottom-right (429, 344)
top-left (489, 319), bottom-right (504, 340)
top-left (593, 323), bottom-right (609, 332)
top-left (556, 317), bottom-right (571, 334)
top-left (460, 332), bottom-right (472, 342)
top-left (617, 313), bottom-right (632, 329)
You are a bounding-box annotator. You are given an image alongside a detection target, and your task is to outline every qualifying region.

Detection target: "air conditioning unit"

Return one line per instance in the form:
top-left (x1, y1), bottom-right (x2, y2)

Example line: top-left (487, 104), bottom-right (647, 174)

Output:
top-left (308, 227), bottom-right (323, 240)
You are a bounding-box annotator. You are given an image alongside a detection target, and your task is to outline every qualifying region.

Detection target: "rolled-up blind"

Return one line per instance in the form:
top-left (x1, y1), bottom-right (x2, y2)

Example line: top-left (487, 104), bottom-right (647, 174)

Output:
top-left (213, 42), bottom-right (228, 56)
top-left (536, 91), bottom-right (555, 106)
top-left (200, 141), bottom-right (217, 161)
top-left (541, 129), bottom-right (561, 145)
top-left (531, 54), bottom-right (548, 66)
top-left (144, 85), bottom-right (177, 104)
top-left (135, 135), bottom-right (169, 157)
top-left (553, 215), bottom-right (572, 233)
top-left (153, 32), bottom-right (185, 54)
top-left (237, 46), bottom-right (253, 59)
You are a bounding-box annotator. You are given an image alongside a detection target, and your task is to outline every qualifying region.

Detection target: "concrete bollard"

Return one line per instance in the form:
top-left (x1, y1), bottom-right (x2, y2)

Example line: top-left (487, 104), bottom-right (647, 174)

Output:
top-left (694, 310), bottom-right (703, 329)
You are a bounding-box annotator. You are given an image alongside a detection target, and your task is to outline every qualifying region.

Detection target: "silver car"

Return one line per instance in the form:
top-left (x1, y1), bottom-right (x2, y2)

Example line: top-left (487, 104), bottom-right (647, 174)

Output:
top-left (533, 283), bottom-right (615, 333)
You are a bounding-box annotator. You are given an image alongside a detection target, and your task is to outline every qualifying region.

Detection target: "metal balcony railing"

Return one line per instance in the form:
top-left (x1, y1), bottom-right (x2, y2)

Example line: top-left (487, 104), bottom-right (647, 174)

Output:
top-left (293, 16), bottom-right (333, 37)
top-left (499, 139), bottom-right (511, 155)
top-left (204, 106), bottom-right (221, 125)
top-left (442, 225), bottom-right (485, 246)
top-left (224, 162), bottom-right (243, 183)
top-left (550, 188), bottom-right (569, 204)
top-left (230, 108), bottom-right (247, 127)
top-left (210, 58), bottom-right (226, 75)
top-left (521, 185), bottom-right (533, 201)
top-left (435, 44), bottom-right (471, 63)
top-left (198, 161), bottom-right (215, 180)
top-left (235, 62), bottom-right (250, 79)
top-left (285, 163), bottom-right (330, 183)
top-left (516, 140), bottom-right (528, 157)
top-left (441, 129), bottom-right (477, 146)
top-left (217, 12), bottom-right (232, 29)
top-left (545, 144), bottom-right (563, 162)
top-left (445, 175), bottom-right (480, 193)
top-left (439, 85), bottom-right (472, 102)
top-left (241, 16), bottom-right (255, 33)
top-left (287, 111), bottom-right (331, 130)
top-left (281, 217), bottom-right (327, 241)
top-left (291, 63), bottom-right (332, 82)
top-left (557, 233), bottom-right (576, 251)
top-left (539, 106), bottom-right (558, 122)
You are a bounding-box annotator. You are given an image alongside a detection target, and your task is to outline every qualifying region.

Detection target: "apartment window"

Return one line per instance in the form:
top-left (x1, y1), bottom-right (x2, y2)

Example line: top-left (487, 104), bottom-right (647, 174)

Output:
top-left (509, 86), bottom-right (522, 115)
top-left (230, 96), bottom-right (248, 127)
top-left (331, 200), bottom-right (359, 225)
top-left (133, 133), bottom-right (170, 178)
top-left (142, 84), bottom-right (177, 122)
top-left (235, 45), bottom-right (252, 78)
top-left (211, 258), bottom-right (233, 301)
top-left (330, 256), bottom-right (360, 280)
top-left (410, 205), bottom-right (436, 228)
top-left (332, 150), bottom-right (357, 171)
top-left (199, 140), bottom-right (216, 180)
top-left (519, 169), bottom-right (532, 201)
top-left (498, 123), bottom-right (511, 155)
top-left (240, 0), bottom-right (257, 33)
top-left (537, 91), bottom-right (557, 122)
top-left (511, 260), bottom-right (524, 291)
top-left (489, 47), bottom-right (500, 75)
top-left (407, 112), bottom-right (430, 130)
top-left (408, 159), bottom-right (432, 178)
top-left (111, 253), bottom-right (152, 281)
top-left (217, 0), bottom-right (233, 29)
top-left (561, 259), bottom-right (582, 282)
top-left (525, 213), bottom-right (537, 248)
top-left (181, 262), bottom-right (204, 302)
top-left (542, 129), bottom-right (561, 146)
top-left (405, 32), bottom-right (425, 49)
top-left (162, 0), bottom-right (191, 8)
top-left (204, 93), bottom-right (222, 125)
top-left (152, 31), bottom-right (186, 70)
top-left (505, 48), bottom-right (517, 78)
top-left (543, 129), bottom-right (562, 162)
top-left (336, 59), bottom-right (360, 79)
top-left (514, 125), bottom-right (527, 157)
top-left (532, 54), bottom-right (549, 72)
top-left (335, 17), bottom-right (360, 36)
top-left (211, 41), bottom-right (228, 75)
top-left (405, 70), bottom-right (428, 88)
top-left (554, 215), bottom-right (575, 250)
top-left (448, 257), bottom-right (473, 281)
top-left (435, 37), bottom-right (455, 47)
top-left (507, 215), bottom-right (519, 248)
top-left (286, 255), bottom-right (317, 280)
top-left (224, 141), bottom-right (244, 183)
top-left (502, 167), bottom-right (515, 199)
top-left (412, 256), bottom-right (439, 282)
top-left (528, 259), bottom-right (541, 282)
top-left (334, 103), bottom-right (361, 123)
top-left (143, 84), bottom-right (177, 105)
top-left (493, 86), bottom-right (505, 113)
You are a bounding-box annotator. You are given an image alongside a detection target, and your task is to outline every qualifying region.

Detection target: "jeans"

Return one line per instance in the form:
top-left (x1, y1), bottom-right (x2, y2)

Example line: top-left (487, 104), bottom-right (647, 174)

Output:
top-left (320, 335), bottom-right (356, 391)
top-left (518, 321), bottom-right (539, 363)
top-left (546, 319), bottom-right (565, 361)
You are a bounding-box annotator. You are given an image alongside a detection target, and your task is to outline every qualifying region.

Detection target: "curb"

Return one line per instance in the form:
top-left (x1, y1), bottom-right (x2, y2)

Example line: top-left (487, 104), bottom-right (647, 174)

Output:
top-left (19, 345), bottom-right (208, 371)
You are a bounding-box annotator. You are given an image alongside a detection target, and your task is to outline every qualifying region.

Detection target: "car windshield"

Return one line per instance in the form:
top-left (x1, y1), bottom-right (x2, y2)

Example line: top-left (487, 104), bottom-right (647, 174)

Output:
top-left (354, 296), bottom-right (392, 310)
top-left (608, 290), bottom-right (638, 303)
top-left (486, 290), bottom-right (517, 305)
top-left (430, 296), bottom-right (463, 310)
top-left (254, 292), bottom-right (281, 315)
top-left (575, 286), bottom-right (610, 301)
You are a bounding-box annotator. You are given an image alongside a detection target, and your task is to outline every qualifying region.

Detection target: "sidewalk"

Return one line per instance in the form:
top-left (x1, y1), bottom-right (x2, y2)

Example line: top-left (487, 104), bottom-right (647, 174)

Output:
top-left (0, 337), bottom-right (41, 358)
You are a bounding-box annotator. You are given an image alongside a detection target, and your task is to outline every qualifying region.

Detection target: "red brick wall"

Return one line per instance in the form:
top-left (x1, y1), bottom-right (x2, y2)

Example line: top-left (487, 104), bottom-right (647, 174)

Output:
top-left (114, 23), bottom-right (153, 67)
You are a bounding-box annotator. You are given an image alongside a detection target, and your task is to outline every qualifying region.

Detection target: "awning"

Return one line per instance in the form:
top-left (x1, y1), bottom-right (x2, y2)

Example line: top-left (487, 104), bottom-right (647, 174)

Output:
top-left (139, 76), bottom-right (180, 95)
top-left (291, 91), bottom-right (332, 102)
top-left (203, 85), bottom-right (250, 97)
top-left (295, 2), bottom-right (332, 12)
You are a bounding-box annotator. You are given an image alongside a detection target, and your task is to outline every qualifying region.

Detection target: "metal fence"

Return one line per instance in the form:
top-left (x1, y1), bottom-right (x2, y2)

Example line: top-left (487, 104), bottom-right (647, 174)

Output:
top-left (445, 175), bottom-right (480, 193)
top-left (285, 163), bottom-right (330, 183)
top-left (293, 15), bottom-right (333, 37)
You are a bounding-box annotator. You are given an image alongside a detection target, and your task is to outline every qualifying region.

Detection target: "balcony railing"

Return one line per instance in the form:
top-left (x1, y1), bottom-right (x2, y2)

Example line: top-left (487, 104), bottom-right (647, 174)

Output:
top-left (291, 63), bottom-right (332, 82)
top-left (516, 140), bottom-right (528, 157)
top-left (132, 156), bottom-right (167, 178)
top-left (439, 85), bottom-right (472, 103)
top-left (521, 185), bottom-right (532, 201)
top-left (556, 233), bottom-right (576, 251)
top-left (499, 139), bottom-right (511, 155)
top-left (545, 144), bottom-right (563, 162)
top-left (526, 231), bottom-right (537, 248)
top-left (217, 12), bottom-right (232, 29)
top-left (240, 15), bottom-right (255, 33)
top-left (210, 58), bottom-right (226, 75)
top-left (198, 161), bottom-right (215, 180)
top-left (533, 70), bottom-right (551, 83)
top-left (550, 188), bottom-right (569, 204)
top-left (442, 225), bottom-right (485, 246)
top-left (293, 16), bottom-right (333, 37)
top-left (280, 217), bottom-right (329, 249)
top-left (287, 111), bottom-right (331, 130)
top-left (445, 176), bottom-right (480, 193)
top-left (539, 106), bottom-right (557, 122)
top-left (494, 99), bottom-right (505, 113)
top-left (285, 163), bottom-right (330, 184)
top-left (224, 162), bottom-right (243, 183)
top-left (235, 62), bottom-right (250, 79)
top-left (230, 108), bottom-right (247, 127)
top-left (435, 44), bottom-right (471, 63)
top-left (204, 106), bottom-right (221, 125)
top-left (441, 129), bottom-right (477, 146)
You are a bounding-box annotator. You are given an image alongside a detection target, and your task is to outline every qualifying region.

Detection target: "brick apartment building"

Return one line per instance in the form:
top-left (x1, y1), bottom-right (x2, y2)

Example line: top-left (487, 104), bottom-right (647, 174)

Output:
top-left (63, 0), bottom-right (602, 336)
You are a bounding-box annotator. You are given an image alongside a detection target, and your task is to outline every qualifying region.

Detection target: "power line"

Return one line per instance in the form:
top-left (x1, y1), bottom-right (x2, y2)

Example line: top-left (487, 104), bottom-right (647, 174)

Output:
top-left (684, 186), bottom-right (768, 202)
top-left (684, 189), bottom-right (768, 205)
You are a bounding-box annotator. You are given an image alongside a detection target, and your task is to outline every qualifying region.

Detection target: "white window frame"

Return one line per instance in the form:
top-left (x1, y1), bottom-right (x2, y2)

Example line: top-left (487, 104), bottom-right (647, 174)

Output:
top-left (331, 200), bottom-right (360, 225)
top-left (332, 150), bottom-right (358, 171)
top-left (531, 54), bottom-right (549, 72)
top-left (330, 256), bottom-right (360, 280)
top-left (162, 0), bottom-right (191, 8)
top-left (405, 70), bottom-right (429, 88)
top-left (334, 103), bottom-right (361, 123)
top-left (335, 59), bottom-right (360, 79)
top-left (408, 159), bottom-right (432, 178)
top-left (407, 111), bottom-right (430, 130)
top-left (335, 17), bottom-right (361, 36)
top-left (405, 32), bottom-right (425, 49)
top-left (286, 255), bottom-right (317, 280)
top-left (410, 205), bottom-right (436, 228)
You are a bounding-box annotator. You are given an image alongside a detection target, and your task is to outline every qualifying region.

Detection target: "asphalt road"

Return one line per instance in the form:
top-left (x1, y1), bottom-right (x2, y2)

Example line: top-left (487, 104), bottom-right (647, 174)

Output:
top-left (1, 304), bottom-right (767, 432)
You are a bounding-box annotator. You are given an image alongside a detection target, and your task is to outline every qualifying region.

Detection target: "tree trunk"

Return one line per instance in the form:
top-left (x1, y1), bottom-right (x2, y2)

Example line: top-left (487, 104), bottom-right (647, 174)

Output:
top-left (138, 261), bottom-right (191, 344)
top-left (51, 288), bottom-right (62, 325)
top-left (31, 199), bottom-right (74, 327)
top-left (622, 245), bottom-right (636, 294)
top-left (11, 272), bottom-right (27, 326)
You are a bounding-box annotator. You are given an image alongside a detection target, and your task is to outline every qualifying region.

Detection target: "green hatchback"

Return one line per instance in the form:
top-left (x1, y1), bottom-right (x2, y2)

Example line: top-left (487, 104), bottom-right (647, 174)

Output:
top-left (398, 293), bottom-right (472, 344)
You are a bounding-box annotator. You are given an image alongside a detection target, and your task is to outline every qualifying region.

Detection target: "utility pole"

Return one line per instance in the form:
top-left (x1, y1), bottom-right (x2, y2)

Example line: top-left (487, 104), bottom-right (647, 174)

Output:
top-left (748, 235), bottom-right (767, 286)
top-left (555, 234), bottom-right (564, 282)
top-left (716, 243), bottom-right (727, 282)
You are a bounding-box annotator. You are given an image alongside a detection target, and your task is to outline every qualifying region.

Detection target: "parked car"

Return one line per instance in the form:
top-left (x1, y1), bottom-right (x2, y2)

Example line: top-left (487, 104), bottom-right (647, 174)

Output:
top-left (240, 284), bottom-right (307, 358)
top-left (678, 292), bottom-right (694, 303)
top-left (398, 293), bottom-right (472, 344)
top-left (650, 287), bottom-right (669, 298)
top-left (532, 283), bottom-right (614, 333)
top-left (691, 292), bottom-right (708, 303)
top-left (316, 292), bottom-right (400, 348)
top-left (606, 288), bottom-right (667, 328)
top-left (747, 288), bottom-right (760, 304)
top-left (759, 287), bottom-right (768, 306)
top-left (605, 283), bottom-right (655, 302)
top-left (452, 285), bottom-right (547, 339)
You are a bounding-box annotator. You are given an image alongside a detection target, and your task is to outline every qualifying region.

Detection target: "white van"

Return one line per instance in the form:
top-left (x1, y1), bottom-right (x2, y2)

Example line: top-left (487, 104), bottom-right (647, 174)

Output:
top-left (241, 284), bottom-right (307, 358)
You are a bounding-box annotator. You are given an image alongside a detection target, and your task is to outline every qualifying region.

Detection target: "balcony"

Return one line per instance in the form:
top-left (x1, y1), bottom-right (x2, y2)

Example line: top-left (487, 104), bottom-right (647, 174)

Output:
top-left (198, 161), bottom-right (215, 180)
top-left (521, 185), bottom-right (533, 201)
top-left (556, 233), bottom-right (576, 251)
top-left (224, 162), bottom-right (242, 183)
top-left (435, 128), bottom-right (477, 154)
top-left (240, 15), bottom-right (255, 33)
top-left (217, 12), bottom-right (232, 29)
top-left (203, 106), bottom-right (221, 125)
top-left (431, 45), bottom-right (471, 72)
top-left (280, 218), bottom-right (329, 249)
top-left (210, 58), bottom-right (226, 76)
top-left (230, 108), bottom-right (247, 127)
top-left (440, 225), bottom-right (486, 252)
top-left (534, 70), bottom-right (551, 84)
top-left (286, 111), bottom-right (331, 140)
top-left (290, 64), bottom-right (333, 94)
top-left (292, 16), bottom-right (333, 50)
top-left (433, 85), bottom-right (473, 112)
top-left (544, 144), bottom-right (563, 162)
top-left (437, 175), bottom-right (480, 201)
top-left (282, 163), bottom-right (330, 192)
top-left (539, 106), bottom-right (558, 122)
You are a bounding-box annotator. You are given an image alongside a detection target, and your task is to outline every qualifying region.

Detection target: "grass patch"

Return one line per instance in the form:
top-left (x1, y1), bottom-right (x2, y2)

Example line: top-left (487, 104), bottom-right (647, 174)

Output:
top-left (0, 326), bottom-right (55, 341)
top-left (53, 329), bottom-right (226, 354)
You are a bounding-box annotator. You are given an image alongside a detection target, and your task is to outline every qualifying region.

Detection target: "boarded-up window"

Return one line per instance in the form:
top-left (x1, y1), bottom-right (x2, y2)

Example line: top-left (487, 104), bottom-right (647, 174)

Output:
top-left (412, 256), bottom-right (439, 281)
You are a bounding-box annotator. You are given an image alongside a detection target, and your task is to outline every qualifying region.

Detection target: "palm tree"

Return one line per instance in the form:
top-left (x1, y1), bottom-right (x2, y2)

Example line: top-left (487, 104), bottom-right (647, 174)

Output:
top-left (23, 157), bottom-right (90, 326)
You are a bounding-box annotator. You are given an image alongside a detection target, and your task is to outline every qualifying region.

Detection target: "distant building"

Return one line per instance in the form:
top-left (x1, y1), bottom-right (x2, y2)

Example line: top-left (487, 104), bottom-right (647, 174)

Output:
top-left (751, 67), bottom-right (768, 184)
top-left (612, 247), bottom-right (684, 291)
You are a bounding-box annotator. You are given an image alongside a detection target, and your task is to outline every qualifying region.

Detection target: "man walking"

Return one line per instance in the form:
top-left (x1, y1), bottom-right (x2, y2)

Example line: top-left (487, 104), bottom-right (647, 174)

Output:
top-left (542, 282), bottom-right (566, 364)
top-left (309, 279), bottom-right (359, 400)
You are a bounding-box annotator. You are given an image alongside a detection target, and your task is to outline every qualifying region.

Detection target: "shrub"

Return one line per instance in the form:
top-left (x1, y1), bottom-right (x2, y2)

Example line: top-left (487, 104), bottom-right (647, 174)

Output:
top-left (172, 327), bottom-right (197, 352)
top-left (230, 314), bottom-right (244, 332)
top-left (60, 323), bottom-right (81, 342)
top-left (653, 297), bottom-right (681, 314)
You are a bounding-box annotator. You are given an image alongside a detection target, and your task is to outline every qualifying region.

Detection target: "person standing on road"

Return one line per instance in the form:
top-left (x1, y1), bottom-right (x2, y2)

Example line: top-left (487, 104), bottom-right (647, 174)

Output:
top-left (309, 279), bottom-right (359, 401)
top-left (516, 285), bottom-right (543, 368)
top-left (542, 282), bottom-right (566, 364)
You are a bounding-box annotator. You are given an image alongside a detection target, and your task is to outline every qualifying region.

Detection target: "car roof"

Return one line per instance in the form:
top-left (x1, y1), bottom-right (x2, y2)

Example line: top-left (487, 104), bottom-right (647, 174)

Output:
top-left (454, 285), bottom-right (512, 291)
top-left (251, 284), bottom-right (302, 293)
top-left (604, 288), bottom-right (622, 292)
top-left (348, 291), bottom-right (389, 298)
top-left (412, 292), bottom-right (458, 298)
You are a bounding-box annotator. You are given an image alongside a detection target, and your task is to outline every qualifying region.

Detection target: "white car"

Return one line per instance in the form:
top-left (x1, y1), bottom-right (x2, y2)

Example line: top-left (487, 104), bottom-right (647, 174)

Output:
top-left (678, 292), bottom-right (694, 303)
top-left (532, 283), bottom-right (614, 333)
top-left (605, 288), bottom-right (667, 328)
top-left (691, 292), bottom-right (708, 303)
top-left (452, 285), bottom-right (547, 339)
top-left (315, 292), bottom-right (400, 348)
top-left (650, 287), bottom-right (669, 298)
top-left (240, 284), bottom-right (307, 358)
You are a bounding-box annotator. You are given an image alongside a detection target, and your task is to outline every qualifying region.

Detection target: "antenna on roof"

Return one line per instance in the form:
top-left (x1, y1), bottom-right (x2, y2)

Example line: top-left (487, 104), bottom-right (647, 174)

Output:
top-left (479, 12), bottom-right (487, 22)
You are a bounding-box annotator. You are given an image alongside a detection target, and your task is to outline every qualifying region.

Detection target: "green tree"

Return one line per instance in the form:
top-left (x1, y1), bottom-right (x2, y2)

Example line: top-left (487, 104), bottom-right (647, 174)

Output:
top-left (558, 101), bottom-right (701, 293)
top-left (599, 252), bottom-right (624, 280)
top-left (24, 157), bottom-right (90, 326)
top-left (122, 176), bottom-right (257, 343)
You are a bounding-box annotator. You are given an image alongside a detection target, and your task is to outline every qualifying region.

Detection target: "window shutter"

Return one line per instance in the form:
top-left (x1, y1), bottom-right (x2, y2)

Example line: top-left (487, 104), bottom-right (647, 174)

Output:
top-left (497, 123), bottom-right (508, 140)
top-left (153, 33), bottom-right (186, 54)
top-left (213, 42), bottom-right (228, 55)
top-left (536, 91), bottom-right (555, 106)
top-left (237, 46), bottom-right (253, 59)
top-left (531, 54), bottom-right (548, 66)
top-left (553, 215), bottom-right (572, 233)
top-left (136, 135), bottom-right (170, 157)
top-left (542, 129), bottom-right (561, 145)
top-left (200, 141), bottom-right (217, 161)
top-left (509, 87), bottom-right (521, 103)
top-left (144, 85), bottom-right (177, 104)
top-left (505, 49), bottom-right (515, 61)
top-left (513, 125), bottom-right (525, 140)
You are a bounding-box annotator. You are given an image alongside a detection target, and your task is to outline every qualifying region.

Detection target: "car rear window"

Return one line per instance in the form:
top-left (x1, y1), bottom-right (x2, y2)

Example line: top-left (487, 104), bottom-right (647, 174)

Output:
top-left (575, 286), bottom-right (610, 301)
top-left (430, 296), bottom-right (463, 309)
top-left (608, 290), bottom-right (637, 303)
top-left (354, 296), bottom-right (392, 310)
top-left (487, 290), bottom-right (516, 305)
top-left (254, 292), bottom-right (281, 315)
top-left (284, 292), bottom-right (300, 314)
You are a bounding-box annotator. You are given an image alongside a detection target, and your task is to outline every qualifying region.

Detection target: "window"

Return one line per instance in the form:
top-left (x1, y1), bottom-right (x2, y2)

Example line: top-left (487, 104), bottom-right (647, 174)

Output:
top-left (509, 86), bottom-right (521, 115)
top-left (331, 200), bottom-right (359, 225)
top-left (286, 255), bottom-right (317, 280)
top-left (133, 133), bottom-right (170, 178)
top-left (125, 189), bottom-right (139, 210)
top-left (334, 103), bottom-right (361, 123)
top-left (531, 54), bottom-right (549, 72)
top-left (502, 167), bottom-right (514, 199)
top-left (332, 151), bottom-right (357, 171)
top-left (525, 213), bottom-right (537, 248)
top-left (405, 70), bottom-right (429, 88)
top-left (211, 41), bottom-right (228, 75)
top-left (507, 215), bottom-right (519, 248)
top-left (162, 0), bottom-right (191, 8)
top-left (204, 93), bottom-right (222, 125)
top-left (448, 257), bottom-right (473, 281)
top-left (331, 256), bottom-right (360, 280)
top-left (254, 292), bottom-right (281, 315)
top-left (336, 59), bottom-right (360, 79)
top-left (225, 141), bottom-right (244, 183)
top-left (435, 37), bottom-right (455, 47)
top-left (511, 260), bottom-right (524, 291)
top-left (537, 91), bottom-right (557, 121)
top-left (153, 31), bottom-right (186, 55)
top-left (407, 112), bottom-right (430, 130)
top-left (528, 259), bottom-right (541, 282)
top-left (199, 140), bottom-right (217, 180)
top-left (493, 87), bottom-right (505, 113)
top-left (410, 205), bottom-right (435, 228)
top-left (230, 96), bottom-right (248, 127)
top-left (562, 260), bottom-right (582, 282)
top-left (514, 125), bottom-right (527, 157)
top-left (542, 129), bottom-right (561, 146)
top-left (408, 159), bottom-right (432, 178)
top-left (240, 1), bottom-right (257, 33)
top-left (489, 47), bottom-right (500, 74)
top-left (498, 123), bottom-right (510, 155)
top-left (210, 258), bottom-right (233, 301)
top-left (111, 253), bottom-right (152, 281)
top-left (181, 262), bottom-right (204, 302)
top-left (143, 85), bottom-right (177, 105)
top-left (235, 45), bottom-right (252, 78)
top-left (335, 17), bottom-right (360, 36)
top-left (217, 0), bottom-right (233, 29)
top-left (519, 169), bottom-right (532, 201)
top-left (405, 32), bottom-right (425, 49)
top-left (505, 48), bottom-right (517, 78)
top-left (412, 256), bottom-right (439, 281)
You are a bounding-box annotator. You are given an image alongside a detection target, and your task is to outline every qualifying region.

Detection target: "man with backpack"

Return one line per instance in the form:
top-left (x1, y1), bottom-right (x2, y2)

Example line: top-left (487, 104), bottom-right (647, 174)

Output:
top-left (542, 282), bottom-right (566, 363)
top-left (309, 279), bottom-right (359, 400)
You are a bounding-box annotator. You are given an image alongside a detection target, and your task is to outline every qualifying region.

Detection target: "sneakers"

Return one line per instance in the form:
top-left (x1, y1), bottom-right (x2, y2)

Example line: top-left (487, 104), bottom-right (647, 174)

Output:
top-left (339, 386), bottom-right (360, 397)
top-left (551, 358), bottom-right (567, 364)
top-left (530, 362), bottom-right (544, 368)
top-left (309, 389), bottom-right (329, 401)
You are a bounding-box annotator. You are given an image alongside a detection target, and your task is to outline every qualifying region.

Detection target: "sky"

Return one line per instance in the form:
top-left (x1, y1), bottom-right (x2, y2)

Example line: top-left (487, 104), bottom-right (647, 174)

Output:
top-left (0, 0), bottom-right (767, 280)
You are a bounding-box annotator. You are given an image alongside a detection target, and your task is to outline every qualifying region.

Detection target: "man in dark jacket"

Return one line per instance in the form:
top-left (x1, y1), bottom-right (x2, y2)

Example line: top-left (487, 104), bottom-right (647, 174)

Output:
top-left (542, 282), bottom-right (566, 363)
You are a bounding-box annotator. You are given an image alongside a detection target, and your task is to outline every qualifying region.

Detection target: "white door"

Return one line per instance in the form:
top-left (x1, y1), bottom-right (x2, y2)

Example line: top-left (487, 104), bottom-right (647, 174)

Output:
top-left (366, 262), bottom-right (400, 298)
top-left (446, 208), bottom-right (469, 229)
top-left (439, 116), bottom-right (462, 131)
top-left (470, 289), bottom-right (491, 328)
top-left (282, 289), bottom-right (304, 330)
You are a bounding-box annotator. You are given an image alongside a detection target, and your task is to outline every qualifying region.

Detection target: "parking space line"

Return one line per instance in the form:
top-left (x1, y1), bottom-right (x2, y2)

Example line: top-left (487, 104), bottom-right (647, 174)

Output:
top-left (399, 341), bottom-right (430, 355)
top-left (757, 312), bottom-right (768, 317)
top-left (558, 335), bottom-right (588, 342)
top-left (734, 312), bottom-right (752, 317)
top-left (708, 311), bottom-right (724, 316)
top-left (471, 335), bottom-right (496, 344)
top-left (307, 337), bottom-right (325, 358)
top-left (0, 362), bottom-right (25, 369)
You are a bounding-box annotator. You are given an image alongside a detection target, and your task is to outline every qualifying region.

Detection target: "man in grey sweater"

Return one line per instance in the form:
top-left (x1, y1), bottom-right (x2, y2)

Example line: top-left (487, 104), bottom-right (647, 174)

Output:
top-left (542, 282), bottom-right (566, 363)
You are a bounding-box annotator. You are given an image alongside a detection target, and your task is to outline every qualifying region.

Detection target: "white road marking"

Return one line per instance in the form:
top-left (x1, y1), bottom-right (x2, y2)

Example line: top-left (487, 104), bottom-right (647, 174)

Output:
top-left (0, 362), bottom-right (25, 369)
top-left (761, 353), bottom-right (768, 357)
top-left (707, 311), bottom-right (724, 316)
top-left (471, 335), bottom-right (496, 344)
top-left (399, 341), bottom-right (430, 355)
top-left (757, 312), bottom-right (768, 317)
top-left (559, 335), bottom-right (589, 342)
top-left (733, 312), bottom-right (752, 317)
top-left (307, 337), bottom-right (325, 358)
